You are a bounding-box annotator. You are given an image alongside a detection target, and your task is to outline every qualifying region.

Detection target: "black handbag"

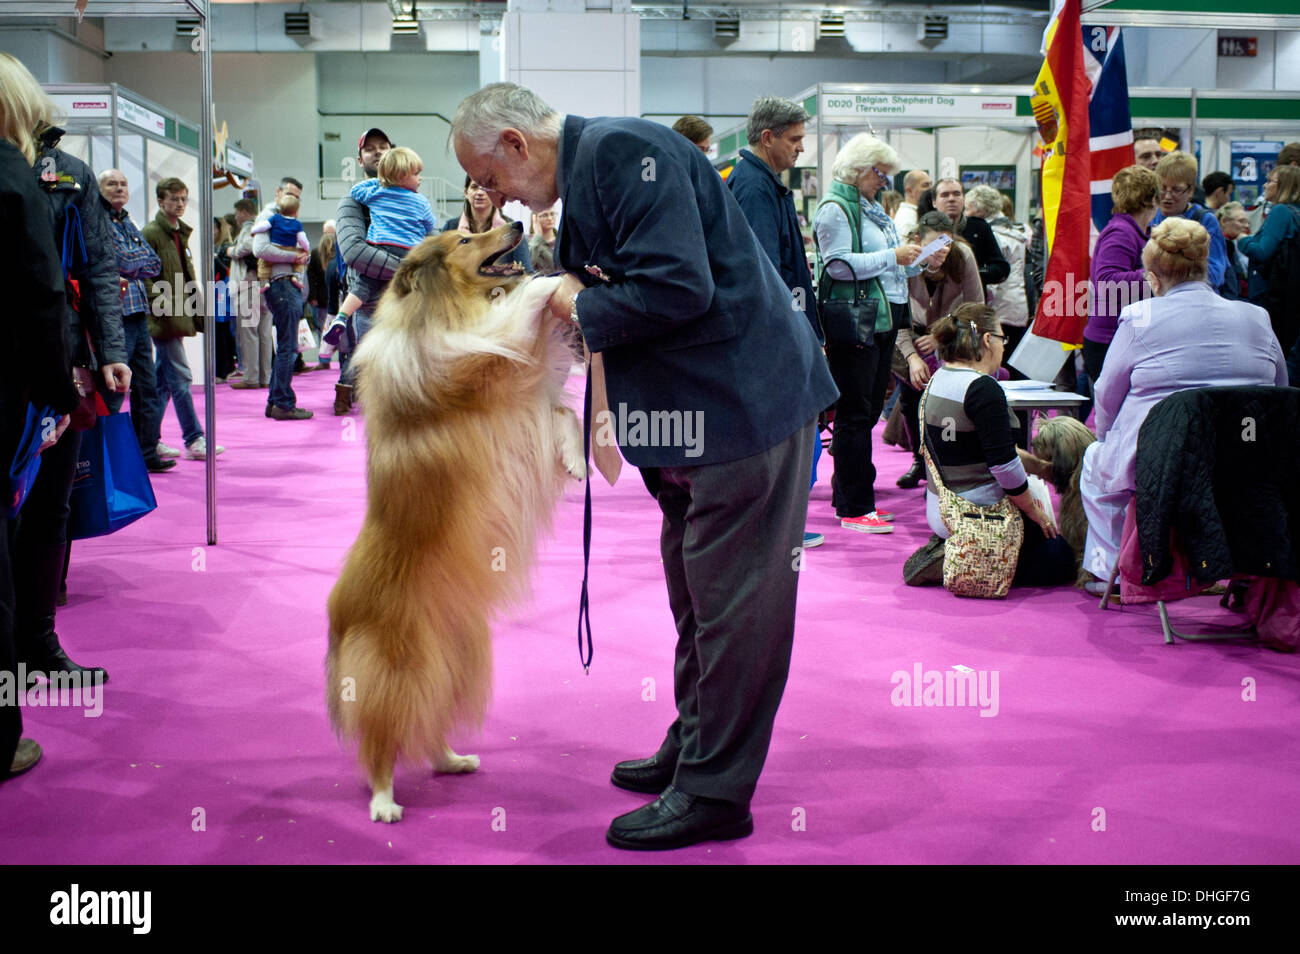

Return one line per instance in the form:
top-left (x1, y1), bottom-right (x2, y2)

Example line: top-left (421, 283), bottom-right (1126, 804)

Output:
top-left (816, 256), bottom-right (891, 348)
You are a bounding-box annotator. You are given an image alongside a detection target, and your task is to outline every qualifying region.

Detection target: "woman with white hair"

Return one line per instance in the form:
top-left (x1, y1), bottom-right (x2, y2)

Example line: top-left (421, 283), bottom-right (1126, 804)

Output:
top-left (813, 134), bottom-right (923, 534)
top-left (1079, 217), bottom-right (1286, 595)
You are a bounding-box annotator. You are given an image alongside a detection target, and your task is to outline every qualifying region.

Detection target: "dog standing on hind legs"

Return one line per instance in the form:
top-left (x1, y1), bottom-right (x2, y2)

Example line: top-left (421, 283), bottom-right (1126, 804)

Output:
top-left (325, 224), bottom-right (585, 822)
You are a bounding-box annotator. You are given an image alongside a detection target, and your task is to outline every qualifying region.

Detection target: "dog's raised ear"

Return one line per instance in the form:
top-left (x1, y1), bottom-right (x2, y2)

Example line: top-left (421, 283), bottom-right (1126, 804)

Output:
top-left (389, 237), bottom-right (446, 299)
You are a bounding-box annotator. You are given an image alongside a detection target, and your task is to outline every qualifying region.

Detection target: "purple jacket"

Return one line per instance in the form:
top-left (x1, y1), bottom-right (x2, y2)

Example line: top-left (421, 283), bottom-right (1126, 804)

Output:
top-left (1084, 212), bottom-right (1150, 345)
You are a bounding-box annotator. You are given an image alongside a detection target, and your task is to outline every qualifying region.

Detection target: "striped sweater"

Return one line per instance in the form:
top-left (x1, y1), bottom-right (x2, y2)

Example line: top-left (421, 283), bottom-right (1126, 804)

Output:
top-left (922, 366), bottom-right (1027, 538)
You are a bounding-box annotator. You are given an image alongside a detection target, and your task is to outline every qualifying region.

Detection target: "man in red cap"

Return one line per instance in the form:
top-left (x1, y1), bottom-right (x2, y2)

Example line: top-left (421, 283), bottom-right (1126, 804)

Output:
top-left (327, 127), bottom-right (401, 414)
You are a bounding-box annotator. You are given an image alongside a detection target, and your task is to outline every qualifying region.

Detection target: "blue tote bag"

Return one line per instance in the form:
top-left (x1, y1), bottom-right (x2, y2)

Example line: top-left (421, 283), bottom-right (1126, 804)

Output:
top-left (67, 411), bottom-right (158, 539)
top-left (7, 404), bottom-right (57, 519)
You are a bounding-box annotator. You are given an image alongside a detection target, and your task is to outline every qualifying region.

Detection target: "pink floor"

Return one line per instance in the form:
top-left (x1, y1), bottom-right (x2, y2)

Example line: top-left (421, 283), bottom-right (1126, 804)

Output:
top-left (4, 369), bottom-right (1297, 865)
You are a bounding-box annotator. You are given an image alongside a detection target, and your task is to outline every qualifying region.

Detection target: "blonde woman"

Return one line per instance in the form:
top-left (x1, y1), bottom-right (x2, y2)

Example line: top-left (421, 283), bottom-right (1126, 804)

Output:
top-left (1151, 150), bottom-right (1229, 292)
top-left (4, 52), bottom-right (122, 687)
top-left (1079, 217), bottom-right (1286, 593)
top-left (0, 51), bottom-right (82, 778)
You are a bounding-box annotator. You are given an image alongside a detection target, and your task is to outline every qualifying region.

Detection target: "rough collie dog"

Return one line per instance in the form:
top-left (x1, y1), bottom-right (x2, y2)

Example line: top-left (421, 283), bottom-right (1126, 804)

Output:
top-left (1031, 416), bottom-right (1097, 584)
top-left (326, 223), bottom-right (585, 822)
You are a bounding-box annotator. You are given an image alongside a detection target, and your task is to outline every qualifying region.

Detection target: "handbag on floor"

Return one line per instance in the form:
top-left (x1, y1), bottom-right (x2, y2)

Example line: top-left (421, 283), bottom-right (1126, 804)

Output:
top-left (918, 384), bottom-right (1024, 598)
top-left (67, 410), bottom-right (158, 540)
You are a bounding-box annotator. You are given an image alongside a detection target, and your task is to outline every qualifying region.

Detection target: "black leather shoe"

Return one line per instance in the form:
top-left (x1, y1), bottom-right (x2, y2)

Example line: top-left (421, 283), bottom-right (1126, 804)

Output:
top-left (146, 458), bottom-right (177, 473)
top-left (606, 785), bottom-right (753, 851)
top-left (896, 455), bottom-right (926, 489)
top-left (611, 752), bottom-right (678, 794)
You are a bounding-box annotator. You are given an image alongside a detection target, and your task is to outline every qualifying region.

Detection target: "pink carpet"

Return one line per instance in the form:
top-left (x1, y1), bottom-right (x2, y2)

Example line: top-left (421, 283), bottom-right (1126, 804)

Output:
top-left (5, 370), bottom-right (1297, 865)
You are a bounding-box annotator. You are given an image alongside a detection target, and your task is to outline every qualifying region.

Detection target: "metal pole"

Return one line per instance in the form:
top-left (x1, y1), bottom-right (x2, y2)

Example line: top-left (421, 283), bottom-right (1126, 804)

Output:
top-left (110, 82), bottom-right (118, 169)
top-left (1189, 87), bottom-right (1198, 177)
top-left (200, 0), bottom-right (217, 546)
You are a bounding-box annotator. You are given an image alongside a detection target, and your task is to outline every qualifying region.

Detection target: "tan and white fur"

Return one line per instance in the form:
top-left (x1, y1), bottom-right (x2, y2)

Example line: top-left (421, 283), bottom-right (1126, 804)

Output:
top-left (326, 224), bottom-right (584, 822)
top-left (1031, 416), bottom-right (1097, 585)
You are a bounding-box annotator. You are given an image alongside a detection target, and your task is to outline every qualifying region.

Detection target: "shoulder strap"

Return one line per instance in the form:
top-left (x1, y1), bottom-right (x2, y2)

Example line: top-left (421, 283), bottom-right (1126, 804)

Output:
top-left (917, 384), bottom-right (948, 496)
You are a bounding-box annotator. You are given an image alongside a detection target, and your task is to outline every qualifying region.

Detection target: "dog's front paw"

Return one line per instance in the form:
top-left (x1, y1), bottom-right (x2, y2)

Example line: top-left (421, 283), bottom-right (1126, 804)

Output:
top-left (563, 452), bottom-right (588, 480)
top-left (435, 751), bottom-right (481, 774)
top-left (369, 791), bottom-right (404, 823)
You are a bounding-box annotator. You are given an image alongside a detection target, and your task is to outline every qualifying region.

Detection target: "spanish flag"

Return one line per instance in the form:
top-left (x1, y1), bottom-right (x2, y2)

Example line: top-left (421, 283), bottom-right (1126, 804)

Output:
top-left (1031, 0), bottom-right (1092, 345)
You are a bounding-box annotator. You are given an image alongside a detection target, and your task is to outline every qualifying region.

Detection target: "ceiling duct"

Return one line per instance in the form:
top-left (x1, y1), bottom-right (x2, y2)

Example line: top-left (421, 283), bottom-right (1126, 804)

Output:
top-left (818, 15), bottom-right (845, 39)
top-left (918, 14), bottom-right (948, 48)
top-left (284, 12), bottom-right (318, 39)
top-left (713, 16), bottom-right (739, 41)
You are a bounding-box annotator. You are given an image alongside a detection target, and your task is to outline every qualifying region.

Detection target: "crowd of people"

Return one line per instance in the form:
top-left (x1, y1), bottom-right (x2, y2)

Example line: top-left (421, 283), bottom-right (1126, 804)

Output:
top-left (3, 49), bottom-right (1298, 848)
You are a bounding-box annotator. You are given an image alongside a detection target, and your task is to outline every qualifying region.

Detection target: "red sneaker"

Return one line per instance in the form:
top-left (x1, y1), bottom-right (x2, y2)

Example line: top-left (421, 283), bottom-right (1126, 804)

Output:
top-left (841, 512), bottom-right (894, 534)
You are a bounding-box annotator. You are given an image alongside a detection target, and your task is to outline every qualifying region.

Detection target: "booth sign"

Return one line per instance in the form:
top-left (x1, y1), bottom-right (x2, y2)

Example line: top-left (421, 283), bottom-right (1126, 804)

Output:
top-left (821, 93), bottom-right (1019, 121)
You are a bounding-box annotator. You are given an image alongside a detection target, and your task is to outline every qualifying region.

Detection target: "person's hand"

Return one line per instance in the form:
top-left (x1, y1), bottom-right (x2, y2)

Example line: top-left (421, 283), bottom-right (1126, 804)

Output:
top-left (907, 353), bottom-right (930, 389)
top-left (1030, 497), bottom-right (1058, 539)
top-left (914, 333), bottom-right (937, 356)
top-left (295, 250), bottom-right (311, 266)
top-left (894, 243), bottom-right (924, 266)
top-left (548, 273), bottom-right (586, 324)
top-left (924, 245), bottom-right (950, 271)
top-left (39, 414), bottom-right (70, 455)
top-left (102, 362), bottom-right (131, 393)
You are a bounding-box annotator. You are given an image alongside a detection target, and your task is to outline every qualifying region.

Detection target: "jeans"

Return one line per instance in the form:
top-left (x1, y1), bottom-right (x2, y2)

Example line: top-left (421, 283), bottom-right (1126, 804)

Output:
top-left (265, 278), bottom-right (302, 410)
top-left (152, 336), bottom-right (202, 447)
top-left (105, 313), bottom-right (161, 464)
top-left (341, 309), bottom-right (373, 386)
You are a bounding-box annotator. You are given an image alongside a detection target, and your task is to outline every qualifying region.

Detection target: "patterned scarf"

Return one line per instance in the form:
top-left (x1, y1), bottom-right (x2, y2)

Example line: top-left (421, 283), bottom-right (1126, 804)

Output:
top-left (861, 197), bottom-right (901, 249)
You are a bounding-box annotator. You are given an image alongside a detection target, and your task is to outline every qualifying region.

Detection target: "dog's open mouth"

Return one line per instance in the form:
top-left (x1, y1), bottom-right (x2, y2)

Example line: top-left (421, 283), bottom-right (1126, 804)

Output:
top-left (478, 235), bottom-right (525, 277)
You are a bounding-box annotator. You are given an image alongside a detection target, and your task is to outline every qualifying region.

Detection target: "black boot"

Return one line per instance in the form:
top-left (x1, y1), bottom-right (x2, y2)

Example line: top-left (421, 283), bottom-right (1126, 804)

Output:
top-left (897, 454), bottom-right (926, 489)
top-left (14, 543), bottom-right (108, 683)
top-left (21, 621), bottom-right (109, 684)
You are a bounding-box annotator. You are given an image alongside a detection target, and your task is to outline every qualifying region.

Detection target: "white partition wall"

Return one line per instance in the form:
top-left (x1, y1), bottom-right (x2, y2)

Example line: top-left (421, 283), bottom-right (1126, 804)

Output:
top-left (502, 6), bottom-right (640, 119)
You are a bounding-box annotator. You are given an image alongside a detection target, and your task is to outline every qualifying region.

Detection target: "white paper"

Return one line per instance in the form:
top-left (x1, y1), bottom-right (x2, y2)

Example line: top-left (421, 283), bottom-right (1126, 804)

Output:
top-left (999, 379), bottom-right (1057, 390)
top-left (1007, 325), bottom-right (1073, 382)
top-left (912, 233), bottom-right (952, 268)
top-left (1026, 474), bottom-right (1056, 525)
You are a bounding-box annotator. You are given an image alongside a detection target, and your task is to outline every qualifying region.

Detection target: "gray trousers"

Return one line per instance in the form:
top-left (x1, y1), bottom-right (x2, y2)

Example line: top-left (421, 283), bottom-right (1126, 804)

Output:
top-left (648, 420), bottom-right (815, 804)
top-left (237, 288), bottom-right (273, 386)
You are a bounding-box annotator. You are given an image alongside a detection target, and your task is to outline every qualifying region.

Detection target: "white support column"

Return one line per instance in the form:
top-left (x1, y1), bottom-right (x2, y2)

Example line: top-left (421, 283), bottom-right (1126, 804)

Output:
top-left (501, 0), bottom-right (640, 118)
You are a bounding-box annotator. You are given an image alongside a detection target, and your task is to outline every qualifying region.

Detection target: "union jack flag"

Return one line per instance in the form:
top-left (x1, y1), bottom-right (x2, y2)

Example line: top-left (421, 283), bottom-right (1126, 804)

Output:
top-left (1083, 25), bottom-right (1134, 231)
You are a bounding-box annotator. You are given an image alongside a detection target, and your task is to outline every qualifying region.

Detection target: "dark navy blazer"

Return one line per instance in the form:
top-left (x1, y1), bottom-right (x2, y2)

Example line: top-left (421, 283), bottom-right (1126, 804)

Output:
top-left (558, 115), bottom-right (838, 468)
top-left (727, 149), bottom-right (820, 339)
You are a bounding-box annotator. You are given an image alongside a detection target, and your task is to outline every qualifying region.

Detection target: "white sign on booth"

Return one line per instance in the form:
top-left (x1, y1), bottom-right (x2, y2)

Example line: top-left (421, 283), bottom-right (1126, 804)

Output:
top-left (821, 93), bottom-right (1019, 121)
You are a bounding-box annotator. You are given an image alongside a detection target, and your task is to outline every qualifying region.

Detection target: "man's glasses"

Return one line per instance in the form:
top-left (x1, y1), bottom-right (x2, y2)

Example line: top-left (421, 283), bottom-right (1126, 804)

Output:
top-left (1160, 184), bottom-right (1190, 197)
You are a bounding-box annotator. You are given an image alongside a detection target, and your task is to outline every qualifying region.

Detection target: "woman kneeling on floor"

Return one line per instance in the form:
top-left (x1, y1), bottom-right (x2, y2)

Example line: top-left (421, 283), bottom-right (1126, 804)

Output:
top-left (906, 303), bottom-right (1074, 588)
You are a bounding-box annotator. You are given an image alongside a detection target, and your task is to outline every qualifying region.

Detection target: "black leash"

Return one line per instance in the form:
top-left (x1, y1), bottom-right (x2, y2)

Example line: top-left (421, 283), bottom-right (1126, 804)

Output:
top-left (577, 359), bottom-right (594, 673)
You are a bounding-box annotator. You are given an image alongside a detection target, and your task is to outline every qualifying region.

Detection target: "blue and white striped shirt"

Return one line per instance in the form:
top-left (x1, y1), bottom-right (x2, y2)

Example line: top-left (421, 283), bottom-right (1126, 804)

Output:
top-left (349, 179), bottom-right (437, 249)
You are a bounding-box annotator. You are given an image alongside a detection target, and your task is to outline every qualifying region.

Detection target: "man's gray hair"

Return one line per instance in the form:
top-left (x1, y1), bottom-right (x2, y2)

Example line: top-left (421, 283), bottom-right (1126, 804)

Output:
top-left (450, 82), bottom-right (563, 152)
top-left (746, 96), bottom-right (809, 145)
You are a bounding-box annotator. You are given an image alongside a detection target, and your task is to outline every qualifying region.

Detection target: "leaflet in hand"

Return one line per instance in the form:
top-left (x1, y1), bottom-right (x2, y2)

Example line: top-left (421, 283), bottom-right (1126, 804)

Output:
top-left (912, 233), bottom-right (952, 267)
